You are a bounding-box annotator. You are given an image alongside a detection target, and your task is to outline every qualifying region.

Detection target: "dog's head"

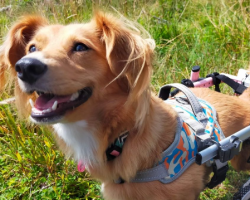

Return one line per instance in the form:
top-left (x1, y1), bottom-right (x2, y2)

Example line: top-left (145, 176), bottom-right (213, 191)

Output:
top-left (1, 12), bottom-right (155, 127)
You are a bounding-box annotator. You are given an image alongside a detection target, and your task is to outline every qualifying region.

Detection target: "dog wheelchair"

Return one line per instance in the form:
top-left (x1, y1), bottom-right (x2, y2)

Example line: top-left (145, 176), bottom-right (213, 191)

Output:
top-left (171, 66), bottom-right (250, 200)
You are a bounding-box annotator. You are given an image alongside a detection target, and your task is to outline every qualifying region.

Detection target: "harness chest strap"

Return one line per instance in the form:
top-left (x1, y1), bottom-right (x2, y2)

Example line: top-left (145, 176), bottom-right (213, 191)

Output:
top-left (115, 117), bottom-right (198, 184)
top-left (130, 117), bottom-right (194, 183)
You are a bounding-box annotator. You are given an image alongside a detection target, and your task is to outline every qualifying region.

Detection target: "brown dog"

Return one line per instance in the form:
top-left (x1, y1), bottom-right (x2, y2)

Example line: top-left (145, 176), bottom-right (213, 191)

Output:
top-left (1, 12), bottom-right (250, 200)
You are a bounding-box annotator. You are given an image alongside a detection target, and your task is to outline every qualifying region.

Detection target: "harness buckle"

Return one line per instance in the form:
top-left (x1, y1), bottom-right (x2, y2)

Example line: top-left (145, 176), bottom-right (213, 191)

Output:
top-left (207, 160), bottom-right (229, 189)
top-left (196, 137), bottom-right (212, 152)
top-left (196, 136), bottom-right (242, 164)
top-left (218, 136), bottom-right (242, 163)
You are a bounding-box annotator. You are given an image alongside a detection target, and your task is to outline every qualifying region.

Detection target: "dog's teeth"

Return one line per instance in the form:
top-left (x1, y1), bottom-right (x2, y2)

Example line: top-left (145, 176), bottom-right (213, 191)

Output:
top-left (42, 108), bottom-right (52, 113)
top-left (32, 107), bottom-right (53, 115)
top-left (70, 92), bottom-right (79, 101)
top-left (32, 107), bottom-right (42, 115)
top-left (52, 101), bottom-right (58, 111)
top-left (29, 99), bottom-right (34, 108)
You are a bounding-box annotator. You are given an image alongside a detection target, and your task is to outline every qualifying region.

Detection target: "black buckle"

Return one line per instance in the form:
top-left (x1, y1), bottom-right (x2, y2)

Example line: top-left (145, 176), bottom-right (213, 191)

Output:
top-left (196, 137), bottom-right (213, 152)
top-left (181, 79), bottom-right (194, 87)
top-left (202, 136), bottom-right (242, 162)
top-left (206, 72), bottom-right (221, 92)
top-left (169, 79), bottom-right (194, 97)
top-left (196, 136), bottom-right (243, 165)
top-left (218, 136), bottom-right (242, 163)
top-left (206, 136), bottom-right (242, 189)
top-left (207, 162), bottom-right (229, 189)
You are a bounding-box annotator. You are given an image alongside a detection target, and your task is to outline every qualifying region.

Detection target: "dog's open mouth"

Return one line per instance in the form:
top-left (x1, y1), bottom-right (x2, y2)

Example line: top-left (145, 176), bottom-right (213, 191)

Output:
top-left (30, 87), bottom-right (92, 122)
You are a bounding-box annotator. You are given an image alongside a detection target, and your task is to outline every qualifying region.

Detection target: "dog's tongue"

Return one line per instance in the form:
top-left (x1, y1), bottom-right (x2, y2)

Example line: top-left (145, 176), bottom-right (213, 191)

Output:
top-left (35, 94), bottom-right (71, 110)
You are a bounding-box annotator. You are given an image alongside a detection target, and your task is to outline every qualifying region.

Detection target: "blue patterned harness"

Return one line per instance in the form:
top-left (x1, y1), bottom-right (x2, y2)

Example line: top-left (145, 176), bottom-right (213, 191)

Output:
top-left (129, 84), bottom-right (225, 183)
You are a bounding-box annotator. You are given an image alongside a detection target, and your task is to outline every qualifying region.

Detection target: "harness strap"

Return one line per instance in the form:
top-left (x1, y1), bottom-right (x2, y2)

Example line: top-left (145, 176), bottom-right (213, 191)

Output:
top-left (206, 73), bottom-right (247, 95)
top-left (131, 163), bottom-right (169, 183)
top-left (217, 74), bottom-right (247, 94)
top-left (131, 158), bottom-right (197, 184)
top-left (206, 159), bottom-right (228, 189)
top-left (158, 83), bottom-right (208, 128)
top-left (167, 100), bottom-right (205, 135)
top-left (130, 117), bottom-right (183, 183)
top-left (159, 83), bottom-right (212, 151)
top-left (206, 72), bottom-right (221, 92)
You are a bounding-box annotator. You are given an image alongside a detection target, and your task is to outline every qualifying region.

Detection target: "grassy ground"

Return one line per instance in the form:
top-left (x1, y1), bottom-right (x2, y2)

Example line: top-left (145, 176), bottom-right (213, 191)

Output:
top-left (0, 0), bottom-right (250, 199)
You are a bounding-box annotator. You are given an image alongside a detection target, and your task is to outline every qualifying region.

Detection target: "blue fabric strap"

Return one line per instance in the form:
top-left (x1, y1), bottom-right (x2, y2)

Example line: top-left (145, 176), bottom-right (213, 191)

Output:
top-left (131, 117), bottom-right (183, 183)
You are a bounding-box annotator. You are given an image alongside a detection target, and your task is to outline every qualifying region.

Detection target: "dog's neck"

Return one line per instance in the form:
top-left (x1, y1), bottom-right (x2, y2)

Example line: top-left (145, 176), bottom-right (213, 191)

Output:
top-left (52, 93), bottom-right (178, 181)
top-left (53, 120), bottom-right (99, 169)
top-left (95, 94), bottom-right (178, 181)
top-left (51, 92), bottom-right (134, 168)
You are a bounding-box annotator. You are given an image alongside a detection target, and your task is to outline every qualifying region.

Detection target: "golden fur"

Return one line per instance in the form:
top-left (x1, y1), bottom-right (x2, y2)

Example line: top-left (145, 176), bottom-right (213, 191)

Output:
top-left (1, 12), bottom-right (250, 200)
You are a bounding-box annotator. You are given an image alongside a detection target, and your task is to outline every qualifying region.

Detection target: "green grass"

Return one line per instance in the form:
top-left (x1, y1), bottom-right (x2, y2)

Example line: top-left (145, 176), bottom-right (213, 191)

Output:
top-left (0, 104), bottom-right (101, 199)
top-left (0, 0), bottom-right (250, 199)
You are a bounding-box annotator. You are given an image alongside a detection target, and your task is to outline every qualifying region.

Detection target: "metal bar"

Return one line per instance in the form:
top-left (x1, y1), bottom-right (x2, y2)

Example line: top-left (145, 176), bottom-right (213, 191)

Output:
top-left (196, 125), bottom-right (250, 165)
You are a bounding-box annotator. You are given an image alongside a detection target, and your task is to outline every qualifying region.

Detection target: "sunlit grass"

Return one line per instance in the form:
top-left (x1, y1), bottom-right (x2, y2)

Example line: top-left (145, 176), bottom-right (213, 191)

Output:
top-left (0, 0), bottom-right (250, 199)
top-left (0, 104), bottom-right (101, 199)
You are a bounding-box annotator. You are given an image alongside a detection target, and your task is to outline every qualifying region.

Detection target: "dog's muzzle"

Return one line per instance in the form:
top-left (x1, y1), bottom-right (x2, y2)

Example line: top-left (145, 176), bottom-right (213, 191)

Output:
top-left (15, 58), bottom-right (47, 84)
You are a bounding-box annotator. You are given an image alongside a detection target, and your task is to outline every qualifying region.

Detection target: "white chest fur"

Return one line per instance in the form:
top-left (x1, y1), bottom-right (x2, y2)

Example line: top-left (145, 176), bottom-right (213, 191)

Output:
top-left (53, 120), bottom-right (98, 167)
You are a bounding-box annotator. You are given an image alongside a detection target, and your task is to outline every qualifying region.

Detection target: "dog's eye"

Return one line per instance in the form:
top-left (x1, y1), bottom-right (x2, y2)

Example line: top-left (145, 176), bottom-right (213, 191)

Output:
top-left (73, 43), bottom-right (89, 52)
top-left (29, 45), bottom-right (37, 53)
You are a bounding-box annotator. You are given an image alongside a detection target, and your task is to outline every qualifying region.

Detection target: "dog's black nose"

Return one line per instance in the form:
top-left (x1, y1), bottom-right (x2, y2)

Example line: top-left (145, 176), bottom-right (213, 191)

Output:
top-left (15, 58), bottom-right (47, 84)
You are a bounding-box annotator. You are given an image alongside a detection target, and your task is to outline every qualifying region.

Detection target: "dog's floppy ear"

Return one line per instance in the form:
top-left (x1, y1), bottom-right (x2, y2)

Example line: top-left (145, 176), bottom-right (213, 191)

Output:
top-left (94, 11), bottom-right (155, 128)
top-left (94, 12), bottom-right (155, 98)
top-left (3, 15), bottom-right (48, 67)
top-left (0, 15), bottom-right (47, 88)
top-left (0, 15), bottom-right (47, 115)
